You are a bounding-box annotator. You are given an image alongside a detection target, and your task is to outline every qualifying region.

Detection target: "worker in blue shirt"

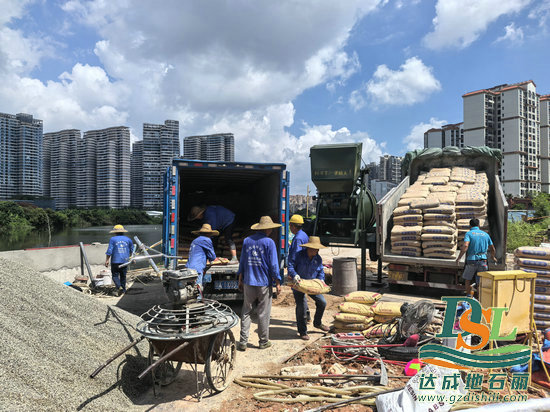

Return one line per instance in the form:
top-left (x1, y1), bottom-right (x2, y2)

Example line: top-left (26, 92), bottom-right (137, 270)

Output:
top-left (288, 236), bottom-right (330, 340)
top-left (188, 205), bottom-right (237, 263)
top-left (187, 224), bottom-right (218, 286)
top-left (289, 214), bottom-right (311, 322)
top-left (236, 216), bottom-right (281, 351)
top-left (456, 218), bottom-right (497, 297)
top-left (105, 224), bottom-right (134, 296)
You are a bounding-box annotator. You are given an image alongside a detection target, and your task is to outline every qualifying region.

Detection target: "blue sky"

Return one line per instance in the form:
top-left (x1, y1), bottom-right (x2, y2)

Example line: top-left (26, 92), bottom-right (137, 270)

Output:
top-left (1, 0), bottom-right (549, 193)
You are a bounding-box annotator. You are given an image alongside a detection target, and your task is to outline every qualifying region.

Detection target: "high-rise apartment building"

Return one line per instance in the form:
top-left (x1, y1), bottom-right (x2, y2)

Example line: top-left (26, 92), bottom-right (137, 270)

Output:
top-left (43, 129), bottom-right (80, 209)
top-left (379, 155), bottom-right (403, 184)
top-left (131, 120), bottom-right (180, 210)
top-left (0, 112), bottom-right (43, 199)
top-left (183, 133), bottom-right (235, 161)
top-left (540, 95), bottom-right (550, 192)
top-left (424, 123), bottom-right (464, 148)
top-left (79, 126), bottom-right (131, 208)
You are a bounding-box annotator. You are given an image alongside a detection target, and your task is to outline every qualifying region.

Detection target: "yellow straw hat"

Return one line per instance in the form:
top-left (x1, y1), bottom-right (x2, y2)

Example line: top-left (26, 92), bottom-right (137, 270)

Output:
top-left (250, 216), bottom-right (282, 230)
top-left (191, 223), bottom-right (220, 236)
top-left (301, 236), bottom-right (327, 249)
top-left (110, 224), bottom-right (128, 233)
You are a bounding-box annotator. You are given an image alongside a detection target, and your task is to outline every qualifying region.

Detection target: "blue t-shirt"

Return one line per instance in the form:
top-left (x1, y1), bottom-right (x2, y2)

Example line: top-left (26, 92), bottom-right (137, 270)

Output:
top-left (288, 249), bottom-right (325, 281)
top-left (204, 206), bottom-right (235, 231)
top-left (187, 236), bottom-right (216, 274)
top-left (464, 227), bottom-right (493, 261)
top-left (289, 229), bottom-right (308, 266)
top-left (238, 232), bottom-right (280, 287)
top-left (106, 235), bottom-right (133, 264)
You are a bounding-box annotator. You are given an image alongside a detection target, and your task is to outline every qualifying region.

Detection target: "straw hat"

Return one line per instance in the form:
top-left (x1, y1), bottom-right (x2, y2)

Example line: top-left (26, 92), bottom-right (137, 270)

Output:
top-left (188, 206), bottom-right (206, 221)
top-left (110, 224), bottom-right (128, 233)
top-left (250, 216), bottom-right (282, 230)
top-left (191, 223), bottom-right (219, 236)
top-left (301, 236), bottom-right (327, 249)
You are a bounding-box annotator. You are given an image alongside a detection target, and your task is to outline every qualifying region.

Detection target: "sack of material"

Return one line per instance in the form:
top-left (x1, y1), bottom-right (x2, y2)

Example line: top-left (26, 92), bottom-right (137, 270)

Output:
top-left (400, 192), bottom-right (428, 199)
top-left (391, 225), bottom-right (422, 236)
top-left (457, 218), bottom-right (488, 229)
top-left (424, 252), bottom-right (457, 259)
top-left (333, 321), bottom-right (367, 331)
top-left (423, 213), bottom-right (456, 222)
top-left (338, 302), bottom-right (374, 316)
top-left (409, 199), bottom-right (440, 209)
top-left (449, 181), bottom-right (464, 188)
top-left (292, 278), bottom-right (331, 294)
top-left (423, 220), bottom-right (456, 229)
top-left (391, 235), bottom-right (421, 242)
top-left (333, 312), bottom-right (372, 324)
top-left (422, 240), bottom-right (456, 249)
top-left (423, 176), bottom-right (449, 185)
top-left (392, 246), bottom-right (423, 254)
top-left (374, 314), bottom-right (398, 323)
top-left (423, 246), bottom-right (457, 255)
top-left (515, 246), bottom-right (550, 260)
top-left (394, 250), bottom-right (422, 257)
top-left (421, 233), bottom-right (456, 242)
top-left (372, 301), bottom-right (403, 316)
top-left (344, 291), bottom-right (382, 304)
top-left (516, 257), bottom-right (550, 269)
top-left (430, 185), bottom-right (459, 193)
top-left (425, 205), bottom-right (455, 215)
top-left (393, 206), bottom-right (423, 216)
top-left (457, 212), bottom-right (486, 220)
top-left (422, 226), bottom-right (456, 235)
top-left (455, 205), bottom-right (486, 213)
top-left (392, 240), bottom-right (422, 247)
top-left (362, 323), bottom-right (396, 338)
top-left (394, 215), bottom-right (423, 225)
top-left (398, 197), bottom-right (425, 207)
top-left (427, 168), bottom-right (452, 177)
top-left (456, 196), bottom-right (485, 206)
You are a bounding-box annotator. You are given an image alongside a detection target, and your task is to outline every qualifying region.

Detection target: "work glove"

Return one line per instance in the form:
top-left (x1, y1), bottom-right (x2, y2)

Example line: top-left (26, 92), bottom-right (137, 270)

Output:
top-left (293, 275), bottom-right (301, 285)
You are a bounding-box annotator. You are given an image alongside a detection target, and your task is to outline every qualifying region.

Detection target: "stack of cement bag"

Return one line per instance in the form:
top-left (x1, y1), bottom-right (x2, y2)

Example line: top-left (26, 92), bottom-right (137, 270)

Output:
top-left (331, 292), bottom-right (402, 336)
top-left (514, 246), bottom-right (550, 329)
top-left (455, 170), bottom-right (489, 248)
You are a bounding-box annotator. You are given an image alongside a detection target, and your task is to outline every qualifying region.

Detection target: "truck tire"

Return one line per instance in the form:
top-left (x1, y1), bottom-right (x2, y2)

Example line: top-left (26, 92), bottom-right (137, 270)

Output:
top-left (376, 336), bottom-right (426, 362)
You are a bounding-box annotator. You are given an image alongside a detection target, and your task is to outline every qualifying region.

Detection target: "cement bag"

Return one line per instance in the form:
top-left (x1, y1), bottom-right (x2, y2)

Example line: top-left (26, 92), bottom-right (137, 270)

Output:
top-left (372, 301), bottom-right (403, 316)
top-left (391, 225), bottom-right (422, 236)
top-left (449, 181), bottom-right (464, 188)
top-left (515, 246), bottom-right (550, 260)
top-left (398, 197), bottom-right (425, 207)
top-left (424, 252), bottom-right (456, 259)
top-left (456, 195), bottom-right (485, 206)
top-left (423, 176), bottom-right (449, 185)
top-left (455, 205), bottom-right (486, 213)
top-left (427, 167), bottom-right (451, 177)
top-left (424, 205), bottom-right (455, 214)
top-left (423, 247), bottom-right (457, 255)
top-left (391, 235), bottom-right (421, 242)
top-left (374, 314), bottom-right (398, 323)
top-left (430, 185), bottom-right (458, 192)
top-left (292, 278), bottom-right (331, 294)
top-left (393, 215), bottom-right (423, 225)
top-left (338, 302), bottom-right (374, 316)
top-left (422, 240), bottom-right (456, 249)
top-left (333, 321), bottom-right (367, 331)
top-left (344, 290), bottom-right (382, 304)
top-left (391, 240), bottom-right (422, 247)
top-left (392, 246), bottom-right (422, 254)
top-left (393, 206), bottom-right (423, 216)
top-left (333, 312), bottom-right (371, 324)
top-left (457, 218), bottom-right (488, 229)
top-left (517, 267), bottom-right (550, 276)
top-left (423, 220), bottom-right (456, 229)
top-left (400, 192), bottom-right (428, 199)
top-left (516, 258), bottom-right (550, 269)
top-left (423, 213), bottom-right (456, 222)
top-left (422, 226), bottom-right (456, 235)
top-left (362, 323), bottom-right (396, 338)
top-left (395, 250), bottom-right (422, 257)
top-left (409, 199), bottom-right (440, 209)
top-left (421, 233), bottom-right (456, 242)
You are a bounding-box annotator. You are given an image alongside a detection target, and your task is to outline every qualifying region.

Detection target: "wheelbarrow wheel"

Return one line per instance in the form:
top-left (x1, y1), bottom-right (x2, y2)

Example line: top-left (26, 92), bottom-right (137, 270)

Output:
top-left (148, 346), bottom-right (183, 386)
top-left (205, 329), bottom-right (236, 392)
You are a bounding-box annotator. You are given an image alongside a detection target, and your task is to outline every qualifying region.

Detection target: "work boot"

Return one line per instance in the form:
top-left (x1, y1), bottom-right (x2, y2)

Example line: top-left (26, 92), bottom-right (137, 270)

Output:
top-left (300, 334), bottom-right (310, 341)
top-left (117, 287), bottom-right (124, 297)
top-left (314, 323), bottom-right (330, 332)
top-left (236, 342), bottom-right (247, 352)
top-left (259, 340), bottom-right (272, 349)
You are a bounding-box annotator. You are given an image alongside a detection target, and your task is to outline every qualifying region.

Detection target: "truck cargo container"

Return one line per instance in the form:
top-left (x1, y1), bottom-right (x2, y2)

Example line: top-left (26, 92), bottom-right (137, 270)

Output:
top-left (376, 148), bottom-right (507, 290)
top-left (162, 159), bottom-right (289, 300)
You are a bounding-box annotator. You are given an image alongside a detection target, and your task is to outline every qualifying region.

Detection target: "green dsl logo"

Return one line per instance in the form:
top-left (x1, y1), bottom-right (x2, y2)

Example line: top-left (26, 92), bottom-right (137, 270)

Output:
top-left (419, 297), bottom-right (531, 370)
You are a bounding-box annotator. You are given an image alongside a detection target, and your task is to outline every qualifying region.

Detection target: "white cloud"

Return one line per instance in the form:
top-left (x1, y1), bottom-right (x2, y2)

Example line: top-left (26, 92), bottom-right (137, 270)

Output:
top-left (494, 23), bottom-right (524, 44)
top-left (349, 89), bottom-right (367, 111)
top-left (528, 2), bottom-right (550, 35)
top-left (363, 57), bottom-right (441, 106)
top-left (423, 0), bottom-right (530, 50)
top-left (403, 117), bottom-right (447, 152)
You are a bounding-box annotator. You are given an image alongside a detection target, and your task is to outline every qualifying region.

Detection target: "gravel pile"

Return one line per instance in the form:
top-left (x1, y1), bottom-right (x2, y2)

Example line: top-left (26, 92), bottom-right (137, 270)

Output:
top-left (0, 257), bottom-right (151, 411)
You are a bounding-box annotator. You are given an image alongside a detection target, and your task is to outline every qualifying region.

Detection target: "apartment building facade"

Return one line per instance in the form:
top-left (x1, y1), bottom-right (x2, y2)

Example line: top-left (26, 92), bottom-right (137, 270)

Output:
top-left (424, 123), bottom-right (464, 148)
top-left (379, 155), bottom-right (403, 184)
top-left (183, 133), bottom-right (235, 161)
top-left (541, 95), bottom-right (550, 193)
top-left (0, 112), bottom-right (43, 199)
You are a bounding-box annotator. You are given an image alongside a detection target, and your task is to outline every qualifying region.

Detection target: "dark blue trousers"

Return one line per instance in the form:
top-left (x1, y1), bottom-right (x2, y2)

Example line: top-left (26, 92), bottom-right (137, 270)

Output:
top-left (111, 263), bottom-right (128, 292)
top-left (292, 289), bottom-right (326, 336)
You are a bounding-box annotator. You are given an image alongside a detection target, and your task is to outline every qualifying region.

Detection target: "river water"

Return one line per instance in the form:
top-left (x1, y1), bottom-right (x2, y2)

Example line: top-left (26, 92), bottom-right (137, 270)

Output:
top-left (0, 224), bottom-right (163, 252)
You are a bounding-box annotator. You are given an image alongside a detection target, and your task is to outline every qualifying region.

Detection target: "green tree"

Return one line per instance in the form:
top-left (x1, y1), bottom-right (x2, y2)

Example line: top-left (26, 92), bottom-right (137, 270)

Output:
top-left (532, 192), bottom-right (550, 218)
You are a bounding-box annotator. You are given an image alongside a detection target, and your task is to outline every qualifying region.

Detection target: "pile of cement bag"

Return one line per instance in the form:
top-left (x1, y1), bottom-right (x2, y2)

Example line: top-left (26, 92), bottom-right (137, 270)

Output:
top-left (514, 246), bottom-right (550, 329)
top-left (391, 167), bottom-right (489, 259)
top-left (332, 292), bottom-right (402, 337)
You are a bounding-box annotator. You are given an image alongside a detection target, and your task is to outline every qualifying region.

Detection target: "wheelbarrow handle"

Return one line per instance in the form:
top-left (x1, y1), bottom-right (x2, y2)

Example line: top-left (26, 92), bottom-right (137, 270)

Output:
top-left (90, 336), bottom-right (145, 378)
top-left (138, 341), bottom-right (190, 380)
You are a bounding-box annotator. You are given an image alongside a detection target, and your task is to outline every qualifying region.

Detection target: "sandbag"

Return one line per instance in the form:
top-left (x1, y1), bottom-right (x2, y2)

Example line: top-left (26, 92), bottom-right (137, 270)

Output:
top-left (423, 176), bottom-right (449, 185)
top-left (372, 301), bottom-right (404, 316)
top-left (394, 214), bottom-right (423, 224)
top-left (423, 220), bottom-right (456, 229)
top-left (423, 213), bottom-right (456, 222)
top-left (344, 291), bottom-right (382, 304)
top-left (338, 302), bottom-right (374, 316)
top-left (333, 312), bottom-right (371, 324)
top-left (391, 225), bottom-right (422, 236)
top-left (422, 226), bottom-right (456, 235)
top-left (362, 323), bottom-right (396, 338)
top-left (400, 192), bottom-right (428, 199)
top-left (333, 321), bottom-right (367, 331)
top-left (391, 235), bottom-right (421, 242)
top-left (392, 246), bottom-right (423, 254)
top-left (516, 258), bottom-right (550, 269)
top-left (374, 314), bottom-right (398, 323)
top-left (398, 197), bottom-right (425, 206)
top-left (422, 240), bottom-right (456, 249)
top-left (425, 205), bottom-right (455, 215)
top-left (292, 278), bottom-right (331, 294)
top-left (457, 212), bottom-right (486, 220)
top-left (393, 206), bottom-right (423, 216)
top-left (430, 185), bottom-right (458, 193)
top-left (424, 252), bottom-right (457, 259)
top-left (391, 240), bottom-right (422, 248)
top-left (394, 250), bottom-right (422, 257)
top-left (421, 233), bottom-right (456, 242)
top-left (423, 247), bottom-right (457, 254)
top-left (457, 218), bottom-right (488, 229)
top-left (456, 196), bottom-right (485, 206)
top-left (455, 205), bottom-right (486, 213)
top-left (409, 199), bottom-right (440, 209)
top-left (515, 246), bottom-right (550, 260)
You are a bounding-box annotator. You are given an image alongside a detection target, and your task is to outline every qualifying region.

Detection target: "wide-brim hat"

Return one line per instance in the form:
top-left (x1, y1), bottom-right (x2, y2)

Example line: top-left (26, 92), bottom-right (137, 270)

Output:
top-left (188, 206), bottom-right (206, 221)
top-left (192, 223), bottom-right (219, 236)
top-left (251, 216), bottom-right (282, 230)
top-left (301, 236), bottom-right (327, 249)
top-left (110, 224), bottom-right (128, 233)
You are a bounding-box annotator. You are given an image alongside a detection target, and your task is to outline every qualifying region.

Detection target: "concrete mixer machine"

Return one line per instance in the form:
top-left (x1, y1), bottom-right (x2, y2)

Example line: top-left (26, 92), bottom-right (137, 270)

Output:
top-left (309, 143), bottom-right (379, 289)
